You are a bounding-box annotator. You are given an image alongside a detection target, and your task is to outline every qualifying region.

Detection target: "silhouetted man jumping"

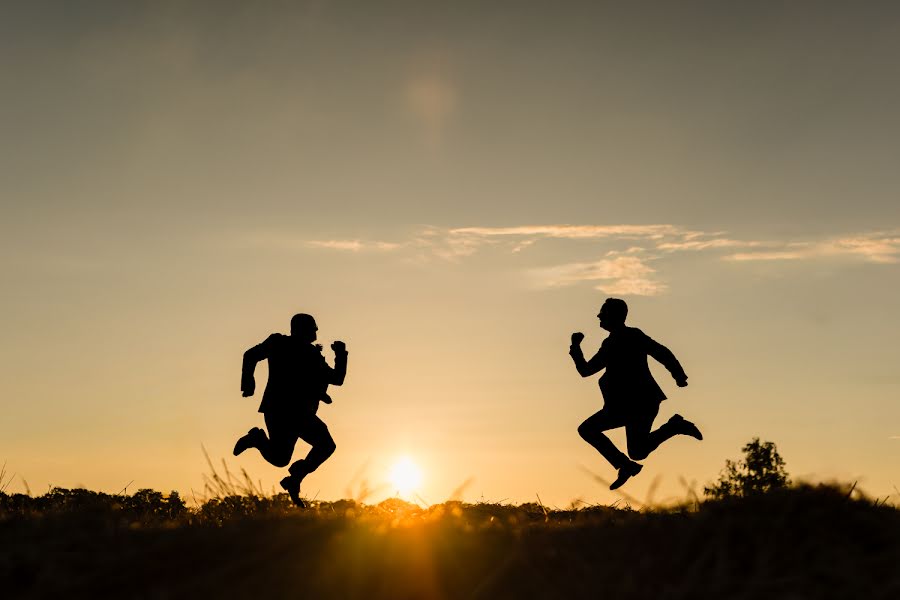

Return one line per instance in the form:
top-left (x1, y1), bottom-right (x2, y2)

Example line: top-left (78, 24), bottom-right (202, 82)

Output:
top-left (570, 298), bottom-right (701, 490)
top-left (233, 313), bottom-right (347, 507)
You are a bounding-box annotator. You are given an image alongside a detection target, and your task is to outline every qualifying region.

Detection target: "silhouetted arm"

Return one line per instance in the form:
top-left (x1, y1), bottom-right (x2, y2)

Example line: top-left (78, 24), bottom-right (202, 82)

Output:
top-left (328, 341), bottom-right (348, 386)
top-left (645, 335), bottom-right (688, 386)
top-left (570, 336), bottom-right (608, 377)
top-left (241, 336), bottom-right (272, 397)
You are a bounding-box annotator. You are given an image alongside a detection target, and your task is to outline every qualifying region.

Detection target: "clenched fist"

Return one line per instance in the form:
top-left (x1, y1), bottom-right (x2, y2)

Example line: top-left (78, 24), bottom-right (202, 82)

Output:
top-left (241, 375), bottom-right (255, 397)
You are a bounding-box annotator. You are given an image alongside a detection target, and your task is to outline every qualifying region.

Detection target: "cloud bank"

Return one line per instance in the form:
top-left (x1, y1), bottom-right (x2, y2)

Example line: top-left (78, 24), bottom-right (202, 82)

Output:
top-left (286, 225), bottom-right (900, 296)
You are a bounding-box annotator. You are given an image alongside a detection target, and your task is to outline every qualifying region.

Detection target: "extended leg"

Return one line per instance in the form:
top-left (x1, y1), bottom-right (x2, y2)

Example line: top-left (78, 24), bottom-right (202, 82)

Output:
top-left (626, 405), bottom-right (702, 461)
top-left (233, 412), bottom-right (297, 466)
top-left (578, 409), bottom-right (632, 470)
top-left (233, 427), bottom-right (263, 457)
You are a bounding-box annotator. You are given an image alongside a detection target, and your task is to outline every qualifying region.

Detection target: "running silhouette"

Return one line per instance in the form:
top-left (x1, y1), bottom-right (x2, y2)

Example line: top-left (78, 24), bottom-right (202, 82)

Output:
top-left (233, 313), bottom-right (348, 507)
top-left (570, 298), bottom-right (701, 490)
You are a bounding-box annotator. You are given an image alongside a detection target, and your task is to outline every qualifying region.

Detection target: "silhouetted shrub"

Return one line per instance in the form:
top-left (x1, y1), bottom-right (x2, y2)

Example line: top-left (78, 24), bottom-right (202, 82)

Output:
top-left (0, 487), bottom-right (188, 523)
top-left (705, 437), bottom-right (790, 499)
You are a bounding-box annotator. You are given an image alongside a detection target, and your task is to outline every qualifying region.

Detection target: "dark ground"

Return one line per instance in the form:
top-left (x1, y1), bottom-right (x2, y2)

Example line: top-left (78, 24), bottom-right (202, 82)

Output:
top-left (1, 485), bottom-right (898, 599)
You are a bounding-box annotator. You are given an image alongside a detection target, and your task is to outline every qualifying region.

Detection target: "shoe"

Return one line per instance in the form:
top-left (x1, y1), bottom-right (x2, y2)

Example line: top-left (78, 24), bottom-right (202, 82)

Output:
top-left (233, 427), bottom-right (263, 456)
top-left (280, 475), bottom-right (306, 508)
top-left (610, 460), bottom-right (643, 490)
top-left (669, 414), bottom-right (703, 440)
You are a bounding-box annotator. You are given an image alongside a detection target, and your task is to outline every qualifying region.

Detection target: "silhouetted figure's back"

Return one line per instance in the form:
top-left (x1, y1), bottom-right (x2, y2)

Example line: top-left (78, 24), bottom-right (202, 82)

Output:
top-left (233, 313), bottom-right (347, 507)
top-left (570, 298), bottom-right (702, 490)
top-left (589, 326), bottom-right (681, 406)
top-left (253, 333), bottom-right (341, 415)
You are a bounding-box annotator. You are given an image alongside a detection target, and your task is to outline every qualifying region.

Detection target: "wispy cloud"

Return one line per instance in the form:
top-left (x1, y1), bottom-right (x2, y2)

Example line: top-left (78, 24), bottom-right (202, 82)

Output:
top-left (289, 223), bottom-right (899, 296)
top-left (827, 234), bottom-right (900, 263)
top-left (408, 227), bottom-right (485, 261)
top-left (726, 249), bottom-right (810, 261)
top-left (238, 233), bottom-right (403, 254)
top-left (725, 232), bottom-right (900, 264)
top-left (298, 224), bottom-right (703, 258)
top-left (305, 240), bottom-right (401, 252)
top-left (306, 240), bottom-right (365, 251)
top-left (528, 256), bottom-right (666, 296)
top-left (657, 238), bottom-right (768, 252)
top-left (450, 224), bottom-right (684, 240)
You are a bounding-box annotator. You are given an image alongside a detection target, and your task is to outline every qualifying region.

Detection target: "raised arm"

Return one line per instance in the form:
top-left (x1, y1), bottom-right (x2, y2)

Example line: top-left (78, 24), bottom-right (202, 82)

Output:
top-left (241, 337), bottom-right (271, 397)
top-left (569, 333), bottom-right (608, 378)
top-left (645, 335), bottom-right (688, 386)
top-left (328, 341), bottom-right (348, 385)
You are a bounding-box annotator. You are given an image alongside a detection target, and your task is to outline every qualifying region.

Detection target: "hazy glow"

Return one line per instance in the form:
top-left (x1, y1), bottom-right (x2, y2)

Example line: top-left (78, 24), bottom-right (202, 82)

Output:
top-left (389, 457), bottom-right (423, 498)
top-left (2, 2), bottom-right (900, 508)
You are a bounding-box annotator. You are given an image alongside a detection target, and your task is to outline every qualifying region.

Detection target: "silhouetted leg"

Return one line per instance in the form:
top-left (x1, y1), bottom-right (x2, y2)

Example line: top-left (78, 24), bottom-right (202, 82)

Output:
top-left (250, 412), bottom-right (298, 467)
top-left (279, 415), bottom-right (335, 508)
top-left (289, 415), bottom-right (336, 478)
top-left (624, 402), bottom-right (662, 461)
top-left (578, 409), bottom-right (630, 469)
top-left (233, 427), bottom-right (264, 457)
top-left (626, 405), bottom-right (701, 460)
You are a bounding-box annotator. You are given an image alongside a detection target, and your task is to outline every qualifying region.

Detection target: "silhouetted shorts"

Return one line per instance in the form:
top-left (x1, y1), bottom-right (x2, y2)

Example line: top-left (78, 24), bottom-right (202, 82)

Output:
top-left (264, 410), bottom-right (332, 451)
top-left (586, 398), bottom-right (661, 437)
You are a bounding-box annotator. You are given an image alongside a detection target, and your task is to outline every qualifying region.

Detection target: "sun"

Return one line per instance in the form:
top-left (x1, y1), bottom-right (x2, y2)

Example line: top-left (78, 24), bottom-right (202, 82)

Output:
top-left (389, 456), bottom-right (423, 497)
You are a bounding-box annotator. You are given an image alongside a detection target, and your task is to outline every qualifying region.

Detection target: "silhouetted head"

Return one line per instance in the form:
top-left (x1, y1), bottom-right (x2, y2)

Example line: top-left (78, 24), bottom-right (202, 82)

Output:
top-left (290, 313), bottom-right (318, 343)
top-left (597, 298), bottom-right (628, 331)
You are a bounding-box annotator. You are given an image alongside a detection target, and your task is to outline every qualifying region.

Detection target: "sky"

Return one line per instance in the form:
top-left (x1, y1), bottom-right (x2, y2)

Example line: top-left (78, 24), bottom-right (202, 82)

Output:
top-left (2, 0), bottom-right (899, 507)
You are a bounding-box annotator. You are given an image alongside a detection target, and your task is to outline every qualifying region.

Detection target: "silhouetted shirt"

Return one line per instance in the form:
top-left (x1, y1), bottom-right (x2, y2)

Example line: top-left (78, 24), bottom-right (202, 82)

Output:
top-left (243, 334), bottom-right (347, 415)
top-left (571, 327), bottom-right (686, 405)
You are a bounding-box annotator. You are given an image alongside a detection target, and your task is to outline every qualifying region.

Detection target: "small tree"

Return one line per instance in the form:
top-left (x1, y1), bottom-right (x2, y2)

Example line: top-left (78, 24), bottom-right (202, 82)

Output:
top-left (705, 438), bottom-right (790, 500)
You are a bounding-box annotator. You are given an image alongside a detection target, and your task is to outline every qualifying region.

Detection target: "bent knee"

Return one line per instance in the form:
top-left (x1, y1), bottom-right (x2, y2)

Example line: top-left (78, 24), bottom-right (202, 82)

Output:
top-left (270, 454), bottom-right (292, 468)
top-left (577, 420), bottom-right (594, 441)
top-left (627, 445), bottom-right (649, 461)
top-left (269, 444), bottom-right (295, 467)
top-left (315, 432), bottom-right (336, 456)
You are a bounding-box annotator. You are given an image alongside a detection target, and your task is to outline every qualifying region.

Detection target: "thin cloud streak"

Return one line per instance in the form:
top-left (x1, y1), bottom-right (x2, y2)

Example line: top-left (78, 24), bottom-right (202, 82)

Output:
top-left (306, 240), bottom-right (402, 252)
top-left (306, 240), bottom-right (364, 251)
top-left (528, 256), bottom-right (666, 297)
top-left (726, 250), bottom-right (809, 261)
top-left (238, 233), bottom-right (404, 254)
top-left (725, 232), bottom-right (900, 264)
top-left (657, 239), bottom-right (769, 251)
top-left (450, 224), bottom-right (685, 240)
top-left (828, 235), bottom-right (900, 263)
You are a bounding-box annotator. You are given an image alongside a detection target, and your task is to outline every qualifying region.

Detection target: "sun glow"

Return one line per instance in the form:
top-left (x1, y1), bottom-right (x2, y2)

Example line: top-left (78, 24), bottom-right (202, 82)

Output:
top-left (389, 456), bottom-right (423, 497)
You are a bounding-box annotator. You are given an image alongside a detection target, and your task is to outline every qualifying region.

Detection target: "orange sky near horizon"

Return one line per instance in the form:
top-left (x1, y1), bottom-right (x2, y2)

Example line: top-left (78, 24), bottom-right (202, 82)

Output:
top-left (2, 1), bottom-right (899, 507)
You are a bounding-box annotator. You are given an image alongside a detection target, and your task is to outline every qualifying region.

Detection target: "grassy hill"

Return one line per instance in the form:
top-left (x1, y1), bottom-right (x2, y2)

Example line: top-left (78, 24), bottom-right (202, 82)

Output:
top-left (2, 484), bottom-right (898, 599)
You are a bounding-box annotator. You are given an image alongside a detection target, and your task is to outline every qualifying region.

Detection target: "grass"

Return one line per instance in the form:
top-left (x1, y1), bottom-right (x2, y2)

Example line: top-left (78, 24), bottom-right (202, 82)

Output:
top-left (2, 481), bottom-right (898, 599)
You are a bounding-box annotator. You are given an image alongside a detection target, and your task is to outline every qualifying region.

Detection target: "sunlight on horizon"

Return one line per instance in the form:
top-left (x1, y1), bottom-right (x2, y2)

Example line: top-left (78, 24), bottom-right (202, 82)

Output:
top-left (2, 1), bottom-right (899, 509)
top-left (389, 456), bottom-right (423, 499)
